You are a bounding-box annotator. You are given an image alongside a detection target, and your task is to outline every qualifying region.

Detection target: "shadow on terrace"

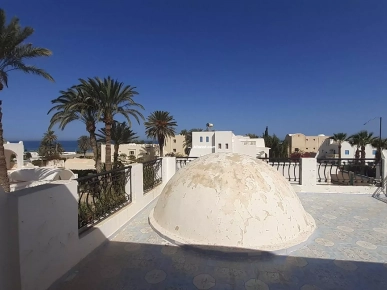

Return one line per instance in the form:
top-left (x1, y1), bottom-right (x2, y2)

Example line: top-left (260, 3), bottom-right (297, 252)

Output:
top-left (49, 194), bottom-right (387, 290)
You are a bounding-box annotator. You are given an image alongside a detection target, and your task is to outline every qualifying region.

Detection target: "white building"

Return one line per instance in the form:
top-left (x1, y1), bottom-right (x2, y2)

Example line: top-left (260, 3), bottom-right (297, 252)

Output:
top-left (189, 131), bottom-right (270, 158)
top-left (319, 139), bottom-right (377, 159)
top-left (4, 141), bottom-right (24, 170)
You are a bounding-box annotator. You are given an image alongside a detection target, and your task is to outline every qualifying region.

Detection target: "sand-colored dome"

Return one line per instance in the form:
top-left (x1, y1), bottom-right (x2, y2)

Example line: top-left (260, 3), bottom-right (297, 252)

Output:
top-left (149, 153), bottom-right (316, 252)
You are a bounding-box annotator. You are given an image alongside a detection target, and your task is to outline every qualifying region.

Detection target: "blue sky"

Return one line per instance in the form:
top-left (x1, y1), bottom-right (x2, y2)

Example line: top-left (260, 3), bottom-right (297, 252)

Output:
top-left (2, 0), bottom-right (387, 141)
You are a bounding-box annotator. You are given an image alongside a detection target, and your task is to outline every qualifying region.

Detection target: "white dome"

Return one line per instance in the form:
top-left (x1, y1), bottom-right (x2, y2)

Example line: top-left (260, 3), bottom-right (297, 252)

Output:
top-left (149, 153), bottom-right (316, 252)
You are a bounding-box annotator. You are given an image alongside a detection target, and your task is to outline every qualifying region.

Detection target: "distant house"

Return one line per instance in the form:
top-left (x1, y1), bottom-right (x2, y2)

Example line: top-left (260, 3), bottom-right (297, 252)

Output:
top-left (285, 133), bottom-right (329, 155)
top-left (189, 131), bottom-right (270, 158)
top-left (163, 134), bottom-right (185, 156)
top-left (318, 139), bottom-right (377, 159)
top-left (100, 143), bottom-right (159, 162)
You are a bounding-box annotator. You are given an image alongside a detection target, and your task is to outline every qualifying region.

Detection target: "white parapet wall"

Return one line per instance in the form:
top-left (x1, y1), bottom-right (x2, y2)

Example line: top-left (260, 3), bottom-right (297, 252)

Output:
top-left (2, 157), bottom-right (176, 290)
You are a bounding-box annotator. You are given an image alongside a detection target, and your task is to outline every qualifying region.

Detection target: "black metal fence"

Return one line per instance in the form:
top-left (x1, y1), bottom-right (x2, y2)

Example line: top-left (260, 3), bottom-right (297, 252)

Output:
top-left (77, 166), bottom-right (132, 234)
top-left (258, 158), bottom-right (300, 183)
top-left (143, 158), bottom-right (163, 193)
top-left (176, 157), bottom-right (198, 171)
top-left (316, 158), bottom-right (381, 186)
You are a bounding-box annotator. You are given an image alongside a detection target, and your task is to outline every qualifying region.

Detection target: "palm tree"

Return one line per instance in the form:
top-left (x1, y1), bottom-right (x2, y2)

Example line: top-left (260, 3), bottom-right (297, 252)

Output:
top-left (0, 9), bottom-right (54, 192)
top-left (181, 128), bottom-right (204, 155)
top-left (330, 133), bottom-right (348, 163)
top-left (96, 121), bottom-right (138, 165)
top-left (180, 129), bottom-right (188, 136)
top-left (48, 86), bottom-right (102, 172)
top-left (78, 135), bottom-right (91, 157)
top-left (349, 131), bottom-right (375, 164)
top-left (372, 138), bottom-right (387, 163)
top-left (145, 111), bottom-right (177, 157)
top-left (38, 130), bottom-right (63, 160)
top-left (79, 77), bottom-right (144, 171)
top-left (356, 130), bottom-right (375, 159)
top-left (348, 133), bottom-right (361, 160)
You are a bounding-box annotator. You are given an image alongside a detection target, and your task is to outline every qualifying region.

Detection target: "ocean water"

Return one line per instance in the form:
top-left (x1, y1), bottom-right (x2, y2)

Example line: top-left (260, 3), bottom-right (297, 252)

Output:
top-left (12, 140), bottom-right (79, 152)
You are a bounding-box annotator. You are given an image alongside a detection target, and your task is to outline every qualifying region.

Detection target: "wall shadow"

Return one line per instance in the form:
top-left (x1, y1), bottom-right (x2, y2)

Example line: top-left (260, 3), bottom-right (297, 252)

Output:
top-left (48, 229), bottom-right (387, 290)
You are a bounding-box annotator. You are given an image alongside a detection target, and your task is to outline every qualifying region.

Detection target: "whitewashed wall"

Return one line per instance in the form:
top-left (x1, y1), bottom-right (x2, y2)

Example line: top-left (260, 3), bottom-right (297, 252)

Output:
top-left (2, 157), bottom-right (175, 290)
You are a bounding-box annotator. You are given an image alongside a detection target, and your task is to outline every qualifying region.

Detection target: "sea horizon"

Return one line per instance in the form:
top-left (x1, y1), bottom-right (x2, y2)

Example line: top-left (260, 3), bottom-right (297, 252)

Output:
top-left (10, 140), bottom-right (157, 152)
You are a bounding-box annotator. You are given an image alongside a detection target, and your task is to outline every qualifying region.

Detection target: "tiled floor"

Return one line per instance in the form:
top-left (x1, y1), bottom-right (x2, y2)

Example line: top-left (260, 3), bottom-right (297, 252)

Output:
top-left (50, 193), bottom-right (387, 290)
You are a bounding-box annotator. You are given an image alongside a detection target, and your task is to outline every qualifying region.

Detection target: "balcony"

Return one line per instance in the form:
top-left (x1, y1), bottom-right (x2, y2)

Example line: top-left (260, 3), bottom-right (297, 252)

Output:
top-left (1, 154), bottom-right (387, 290)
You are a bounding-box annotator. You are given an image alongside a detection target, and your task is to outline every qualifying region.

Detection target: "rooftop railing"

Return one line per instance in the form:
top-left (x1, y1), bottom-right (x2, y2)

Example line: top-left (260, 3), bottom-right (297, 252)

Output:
top-left (316, 158), bottom-right (380, 186)
top-left (258, 158), bottom-right (300, 184)
top-left (77, 166), bottom-right (132, 234)
top-left (143, 158), bottom-right (163, 193)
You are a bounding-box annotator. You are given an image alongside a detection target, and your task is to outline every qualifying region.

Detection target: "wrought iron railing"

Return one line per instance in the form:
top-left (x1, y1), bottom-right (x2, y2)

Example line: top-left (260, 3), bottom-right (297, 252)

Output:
top-left (143, 158), bottom-right (163, 193)
top-left (77, 166), bottom-right (132, 234)
top-left (316, 158), bottom-right (380, 186)
top-left (176, 157), bottom-right (198, 171)
top-left (258, 158), bottom-right (300, 183)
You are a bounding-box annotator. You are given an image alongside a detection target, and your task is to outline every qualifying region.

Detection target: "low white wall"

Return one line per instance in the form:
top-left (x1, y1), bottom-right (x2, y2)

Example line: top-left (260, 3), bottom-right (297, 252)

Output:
top-left (292, 184), bottom-right (377, 194)
top-left (4, 157), bottom-right (176, 290)
top-left (0, 190), bottom-right (14, 290)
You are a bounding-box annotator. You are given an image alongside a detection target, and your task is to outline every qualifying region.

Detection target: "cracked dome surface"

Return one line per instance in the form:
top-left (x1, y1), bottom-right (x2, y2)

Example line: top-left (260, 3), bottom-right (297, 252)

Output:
top-left (149, 153), bottom-right (316, 252)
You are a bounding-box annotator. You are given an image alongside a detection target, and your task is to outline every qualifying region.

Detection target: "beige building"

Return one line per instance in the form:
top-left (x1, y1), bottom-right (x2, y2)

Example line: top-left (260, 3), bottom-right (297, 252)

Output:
top-left (100, 135), bottom-right (186, 162)
top-left (101, 143), bottom-right (159, 163)
top-left (285, 133), bottom-right (329, 155)
top-left (164, 134), bottom-right (185, 156)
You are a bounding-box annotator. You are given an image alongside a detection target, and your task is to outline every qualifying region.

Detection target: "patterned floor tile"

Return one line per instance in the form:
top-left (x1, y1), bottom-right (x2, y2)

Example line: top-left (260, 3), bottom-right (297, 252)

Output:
top-left (49, 193), bottom-right (387, 290)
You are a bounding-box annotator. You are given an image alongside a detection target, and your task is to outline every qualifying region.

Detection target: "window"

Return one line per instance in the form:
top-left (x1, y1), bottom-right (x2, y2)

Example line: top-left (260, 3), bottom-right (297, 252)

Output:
top-left (173, 139), bottom-right (176, 143)
top-left (173, 149), bottom-right (176, 152)
top-left (225, 143), bottom-right (229, 149)
top-left (129, 151), bottom-right (135, 155)
top-left (206, 136), bottom-right (209, 142)
top-left (345, 150), bottom-right (349, 155)
top-left (200, 137), bottom-right (203, 142)
top-left (373, 150), bottom-right (377, 155)
top-left (218, 143), bottom-right (222, 149)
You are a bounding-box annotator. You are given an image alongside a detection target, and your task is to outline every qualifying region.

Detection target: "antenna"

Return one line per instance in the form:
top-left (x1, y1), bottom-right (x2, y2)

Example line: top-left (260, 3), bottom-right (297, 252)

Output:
top-left (206, 123), bottom-right (214, 131)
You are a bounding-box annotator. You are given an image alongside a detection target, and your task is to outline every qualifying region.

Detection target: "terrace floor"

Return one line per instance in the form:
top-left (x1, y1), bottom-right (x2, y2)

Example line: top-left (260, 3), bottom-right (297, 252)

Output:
top-left (50, 193), bottom-right (387, 290)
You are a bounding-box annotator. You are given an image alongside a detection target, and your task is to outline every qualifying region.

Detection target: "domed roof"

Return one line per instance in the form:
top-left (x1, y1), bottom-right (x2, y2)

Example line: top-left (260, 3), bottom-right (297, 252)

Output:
top-left (149, 153), bottom-right (316, 252)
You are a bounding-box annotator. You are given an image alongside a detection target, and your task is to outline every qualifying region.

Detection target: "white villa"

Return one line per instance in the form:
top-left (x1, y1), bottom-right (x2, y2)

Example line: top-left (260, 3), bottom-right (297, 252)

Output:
top-left (319, 139), bottom-right (377, 159)
top-left (189, 131), bottom-right (270, 158)
top-left (4, 141), bottom-right (24, 170)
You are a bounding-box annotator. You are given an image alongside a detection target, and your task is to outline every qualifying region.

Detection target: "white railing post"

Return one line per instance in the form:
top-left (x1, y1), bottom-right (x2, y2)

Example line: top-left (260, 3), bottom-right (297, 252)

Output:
top-left (300, 158), bottom-right (317, 187)
top-left (129, 163), bottom-right (144, 201)
top-left (162, 157), bottom-right (176, 183)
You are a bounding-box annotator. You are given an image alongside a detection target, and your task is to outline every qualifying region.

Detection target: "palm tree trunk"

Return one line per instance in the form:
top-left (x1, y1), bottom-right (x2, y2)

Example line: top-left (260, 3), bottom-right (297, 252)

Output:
top-left (361, 146), bottom-right (366, 165)
top-left (113, 144), bottom-right (119, 165)
top-left (338, 143), bottom-right (342, 166)
top-left (105, 121), bottom-right (112, 171)
top-left (158, 136), bottom-right (164, 157)
top-left (89, 131), bottom-right (101, 173)
top-left (0, 101), bottom-right (10, 192)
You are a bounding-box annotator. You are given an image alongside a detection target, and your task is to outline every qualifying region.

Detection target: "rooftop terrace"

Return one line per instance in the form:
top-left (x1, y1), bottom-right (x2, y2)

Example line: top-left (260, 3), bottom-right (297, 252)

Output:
top-left (50, 192), bottom-right (387, 290)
